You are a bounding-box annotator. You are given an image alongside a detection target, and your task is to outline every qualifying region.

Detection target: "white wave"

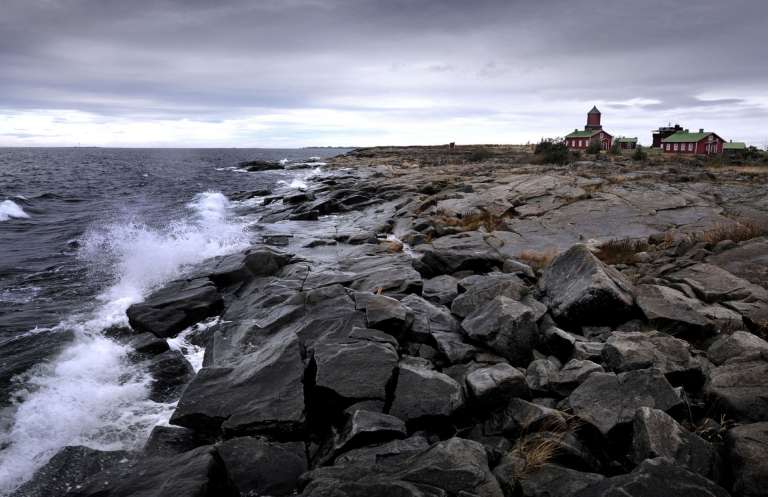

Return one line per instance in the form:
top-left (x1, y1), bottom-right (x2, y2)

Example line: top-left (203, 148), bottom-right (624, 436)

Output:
top-left (278, 177), bottom-right (308, 189)
top-left (167, 317), bottom-right (218, 373)
top-left (0, 286), bottom-right (41, 304)
top-left (0, 200), bottom-right (30, 222)
top-left (279, 158), bottom-right (290, 165)
top-left (0, 191), bottom-right (249, 494)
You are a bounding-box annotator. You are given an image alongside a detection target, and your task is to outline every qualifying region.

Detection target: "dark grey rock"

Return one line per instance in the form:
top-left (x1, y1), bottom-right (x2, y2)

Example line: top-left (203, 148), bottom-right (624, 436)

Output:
top-left (706, 360), bottom-right (768, 422)
top-left (483, 398), bottom-right (568, 438)
top-left (400, 294), bottom-right (460, 342)
top-left (128, 333), bottom-right (169, 355)
top-left (416, 231), bottom-right (506, 277)
top-left (540, 326), bottom-right (577, 361)
top-left (573, 457), bottom-right (730, 497)
top-left (632, 407), bottom-right (721, 482)
top-left (518, 464), bottom-right (605, 497)
top-left (725, 422), bottom-right (768, 497)
top-left (526, 358), bottom-right (560, 394)
top-left (568, 369), bottom-right (682, 436)
top-left (668, 263), bottom-right (768, 304)
top-left (572, 341), bottom-right (605, 362)
top-left (146, 350), bottom-right (195, 402)
top-left (465, 363), bottom-right (529, 408)
top-left (390, 358), bottom-right (463, 423)
top-left (335, 410), bottom-right (407, 454)
top-left (451, 272), bottom-right (528, 318)
top-left (360, 294), bottom-right (413, 336)
top-left (334, 434), bottom-right (430, 466)
top-left (422, 275), bottom-right (458, 305)
top-left (461, 296), bottom-right (540, 366)
top-left (143, 426), bottom-right (206, 457)
top-left (636, 284), bottom-right (719, 336)
top-left (550, 359), bottom-right (603, 397)
top-left (540, 244), bottom-right (635, 326)
top-left (217, 436), bottom-right (307, 497)
top-left (127, 278), bottom-right (223, 338)
top-left (707, 330), bottom-right (768, 365)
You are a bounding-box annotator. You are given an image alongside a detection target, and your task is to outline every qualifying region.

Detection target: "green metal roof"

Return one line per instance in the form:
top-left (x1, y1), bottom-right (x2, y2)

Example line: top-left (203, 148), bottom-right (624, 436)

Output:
top-left (723, 142), bottom-right (746, 150)
top-left (566, 130), bottom-right (600, 138)
top-left (662, 131), bottom-right (713, 143)
top-left (616, 137), bottom-right (638, 143)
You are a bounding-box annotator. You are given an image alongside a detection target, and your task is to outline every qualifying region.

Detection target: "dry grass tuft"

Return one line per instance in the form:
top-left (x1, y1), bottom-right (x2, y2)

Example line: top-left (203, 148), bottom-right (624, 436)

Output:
top-left (693, 220), bottom-right (768, 245)
top-left (517, 249), bottom-right (559, 271)
top-left (594, 238), bottom-right (649, 265)
top-left (382, 239), bottom-right (404, 253)
top-left (507, 413), bottom-right (582, 480)
top-left (433, 210), bottom-right (507, 233)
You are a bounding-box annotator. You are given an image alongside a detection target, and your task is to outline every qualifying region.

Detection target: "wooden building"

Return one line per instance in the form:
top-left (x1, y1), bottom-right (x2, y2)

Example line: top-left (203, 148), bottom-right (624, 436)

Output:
top-left (615, 137), bottom-right (638, 150)
top-left (652, 124), bottom-right (683, 148)
top-left (565, 106), bottom-right (613, 150)
top-left (661, 129), bottom-right (725, 155)
top-left (723, 141), bottom-right (747, 158)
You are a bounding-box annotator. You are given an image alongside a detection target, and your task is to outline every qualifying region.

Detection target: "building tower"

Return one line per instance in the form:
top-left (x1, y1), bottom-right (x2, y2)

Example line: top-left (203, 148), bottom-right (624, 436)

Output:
top-left (585, 106), bottom-right (602, 131)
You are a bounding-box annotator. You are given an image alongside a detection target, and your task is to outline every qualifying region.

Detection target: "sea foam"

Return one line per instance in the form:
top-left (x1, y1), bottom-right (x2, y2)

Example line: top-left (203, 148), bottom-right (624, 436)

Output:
top-left (0, 199), bottom-right (30, 222)
top-left (0, 191), bottom-right (249, 494)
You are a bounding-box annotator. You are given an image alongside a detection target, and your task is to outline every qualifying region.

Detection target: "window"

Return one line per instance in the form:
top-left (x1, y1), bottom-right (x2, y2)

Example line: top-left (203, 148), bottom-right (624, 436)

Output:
top-left (674, 143), bottom-right (679, 151)
top-left (689, 143), bottom-right (694, 152)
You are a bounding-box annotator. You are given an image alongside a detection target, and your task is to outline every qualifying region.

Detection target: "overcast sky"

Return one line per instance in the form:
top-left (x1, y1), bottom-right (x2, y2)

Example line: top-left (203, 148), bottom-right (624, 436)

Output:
top-left (1, 0), bottom-right (766, 147)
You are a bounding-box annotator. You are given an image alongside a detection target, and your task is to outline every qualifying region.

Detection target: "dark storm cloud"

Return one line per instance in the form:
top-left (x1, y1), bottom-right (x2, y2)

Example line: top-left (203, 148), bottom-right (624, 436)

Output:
top-left (0, 0), bottom-right (766, 145)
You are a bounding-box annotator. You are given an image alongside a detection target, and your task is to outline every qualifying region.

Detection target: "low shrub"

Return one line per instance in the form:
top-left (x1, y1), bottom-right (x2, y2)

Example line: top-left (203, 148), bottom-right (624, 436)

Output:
top-left (467, 148), bottom-right (494, 162)
top-left (586, 141), bottom-right (602, 155)
top-left (534, 140), bottom-right (569, 165)
top-left (632, 146), bottom-right (648, 161)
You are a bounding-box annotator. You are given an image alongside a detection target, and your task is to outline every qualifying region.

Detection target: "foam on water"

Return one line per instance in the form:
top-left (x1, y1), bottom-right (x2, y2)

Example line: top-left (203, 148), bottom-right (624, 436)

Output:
top-left (0, 200), bottom-right (30, 222)
top-left (0, 191), bottom-right (249, 494)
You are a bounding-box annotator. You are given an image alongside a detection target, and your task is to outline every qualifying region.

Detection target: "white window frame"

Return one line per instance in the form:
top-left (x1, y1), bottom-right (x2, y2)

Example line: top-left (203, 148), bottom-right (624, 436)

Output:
top-left (674, 143), bottom-right (679, 151)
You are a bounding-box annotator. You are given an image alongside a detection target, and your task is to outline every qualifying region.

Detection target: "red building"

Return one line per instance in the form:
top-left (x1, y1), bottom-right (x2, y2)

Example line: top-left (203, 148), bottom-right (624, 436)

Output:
top-left (661, 129), bottom-right (725, 155)
top-left (652, 124), bottom-right (684, 148)
top-left (565, 106), bottom-right (613, 150)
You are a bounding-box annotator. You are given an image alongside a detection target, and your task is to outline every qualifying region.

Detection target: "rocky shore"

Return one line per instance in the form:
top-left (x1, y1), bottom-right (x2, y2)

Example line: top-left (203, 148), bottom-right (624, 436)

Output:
top-left (15, 145), bottom-right (768, 497)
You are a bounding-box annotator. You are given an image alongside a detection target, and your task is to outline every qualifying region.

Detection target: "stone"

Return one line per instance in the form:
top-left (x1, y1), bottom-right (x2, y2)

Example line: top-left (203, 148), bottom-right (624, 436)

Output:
top-left (313, 334), bottom-right (398, 403)
top-left (64, 446), bottom-right (229, 497)
top-left (550, 359), bottom-right (604, 397)
top-left (10, 446), bottom-right (130, 497)
top-left (465, 363), bottom-right (529, 408)
top-left (526, 358), bottom-right (560, 394)
top-left (706, 360), bottom-right (768, 422)
top-left (636, 284), bottom-right (719, 336)
top-left (416, 231), bottom-right (506, 277)
top-left (241, 159), bottom-right (283, 171)
top-left (335, 410), bottom-right (407, 453)
top-left (143, 426), bottom-right (206, 457)
top-left (216, 436), bottom-right (307, 497)
top-left (602, 331), bottom-right (704, 387)
top-left (708, 237), bottom-right (768, 288)
top-left (725, 422), bottom-right (768, 497)
top-left (540, 244), bottom-right (636, 326)
top-left (451, 272), bottom-right (528, 318)
top-left (360, 293), bottom-right (413, 335)
top-left (540, 326), bottom-right (576, 361)
top-left (632, 407), bottom-right (721, 482)
top-left (568, 369), bottom-right (682, 437)
top-left (334, 435), bottom-right (430, 466)
top-left (573, 457), bottom-right (730, 497)
top-left (432, 331), bottom-right (478, 364)
top-left (145, 350), bottom-right (195, 402)
top-left (518, 464), bottom-right (605, 497)
top-left (390, 358), bottom-right (463, 423)
top-left (401, 294), bottom-right (460, 342)
top-left (170, 331), bottom-right (306, 438)
top-left (707, 330), bottom-right (768, 365)
top-left (461, 296), bottom-right (540, 366)
top-left (422, 274), bottom-right (458, 305)
top-left (572, 341), bottom-right (604, 362)
top-left (483, 398), bottom-right (569, 438)
top-left (668, 263), bottom-right (768, 303)
top-left (127, 277), bottom-right (223, 338)
top-left (128, 332), bottom-right (169, 355)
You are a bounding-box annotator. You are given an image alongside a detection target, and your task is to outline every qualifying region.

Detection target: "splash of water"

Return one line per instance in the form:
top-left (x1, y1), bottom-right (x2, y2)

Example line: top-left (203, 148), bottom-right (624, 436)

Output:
top-left (0, 200), bottom-right (30, 222)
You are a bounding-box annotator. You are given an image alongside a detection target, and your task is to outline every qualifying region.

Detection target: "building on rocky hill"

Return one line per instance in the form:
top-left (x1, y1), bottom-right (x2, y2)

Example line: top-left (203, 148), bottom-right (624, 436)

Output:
top-left (615, 137), bottom-right (638, 150)
top-left (723, 141), bottom-right (747, 158)
top-left (652, 124), bottom-right (684, 148)
top-left (661, 129), bottom-right (725, 155)
top-left (565, 106), bottom-right (613, 151)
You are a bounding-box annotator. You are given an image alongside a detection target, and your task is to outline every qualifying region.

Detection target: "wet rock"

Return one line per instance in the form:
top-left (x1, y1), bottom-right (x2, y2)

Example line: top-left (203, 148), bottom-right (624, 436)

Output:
top-left (170, 331), bottom-right (306, 438)
top-left (313, 333), bottom-right (398, 403)
top-left (706, 360), bottom-right (768, 422)
top-left (143, 426), bottom-right (207, 457)
top-left (422, 274), bottom-right (458, 305)
top-left (65, 446), bottom-right (228, 497)
top-left (707, 330), bottom-right (768, 365)
top-left (568, 369), bottom-right (682, 437)
top-left (146, 350), bottom-right (195, 402)
top-left (602, 331), bottom-right (704, 388)
top-left (11, 446), bottom-right (130, 497)
top-left (128, 332), bottom-right (169, 355)
top-left (461, 296), bottom-right (540, 366)
top-left (451, 272), bottom-right (528, 318)
top-left (335, 410), bottom-right (407, 454)
top-left (551, 359), bottom-right (604, 397)
top-left (390, 358), bottom-right (463, 424)
top-left (359, 293), bottom-right (413, 336)
top-left (632, 407), bottom-right (721, 481)
top-left (241, 159), bottom-right (283, 171)
top-left (127, 277), bottom-right (223, 339)
top-left (725, 422), bottom-right (768, 497)
top-left (217, 436), bottom-right (307, 497)
top-left (573, 457), bottom-right (730, 497)
top-left (416, 231), bottom-right (506, 277)
top-left (339, 252), bottom-right (423, 295)
top-left (540, 244), bottom-right (635, 326)
top-left (465, 363), bottom-right (529, 408)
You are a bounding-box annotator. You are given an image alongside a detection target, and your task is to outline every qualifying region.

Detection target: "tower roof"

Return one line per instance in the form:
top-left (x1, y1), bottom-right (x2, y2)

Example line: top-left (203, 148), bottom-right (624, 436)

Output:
top-left (588, 105), bottom-right (601, 114)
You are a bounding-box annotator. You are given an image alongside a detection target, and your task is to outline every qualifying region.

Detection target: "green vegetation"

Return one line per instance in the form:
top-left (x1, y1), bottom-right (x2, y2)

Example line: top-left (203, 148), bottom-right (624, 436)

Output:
top-left (632, 145), bottom-right (648, 161)
top-left (534, 139), bottom-right (569, 165)
top-left (467, 148), bottom-right (494, 162)
top-left (586, 140), bottom-right (602, 155)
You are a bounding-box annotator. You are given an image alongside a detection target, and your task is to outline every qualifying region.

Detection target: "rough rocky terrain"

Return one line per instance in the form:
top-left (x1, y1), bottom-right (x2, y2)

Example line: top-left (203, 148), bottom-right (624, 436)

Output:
top-left (17, 145), bottom-right (768, 497)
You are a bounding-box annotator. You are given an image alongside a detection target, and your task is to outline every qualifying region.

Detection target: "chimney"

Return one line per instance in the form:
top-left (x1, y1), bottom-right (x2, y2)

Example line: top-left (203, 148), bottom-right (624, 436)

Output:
top-left (699, 128), bottom-right (704, 133)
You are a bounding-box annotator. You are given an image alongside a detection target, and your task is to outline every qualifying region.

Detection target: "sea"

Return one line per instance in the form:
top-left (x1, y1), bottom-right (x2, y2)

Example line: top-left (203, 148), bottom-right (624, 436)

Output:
top-left (0, 147), bottom-right (350, 494)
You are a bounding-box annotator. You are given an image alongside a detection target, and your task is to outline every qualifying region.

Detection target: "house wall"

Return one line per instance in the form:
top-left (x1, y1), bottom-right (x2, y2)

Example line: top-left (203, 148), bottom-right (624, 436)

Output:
top-left (661, 137), bottom-right (724, 155)
top-left (566, 132), bottom-right (612, 150)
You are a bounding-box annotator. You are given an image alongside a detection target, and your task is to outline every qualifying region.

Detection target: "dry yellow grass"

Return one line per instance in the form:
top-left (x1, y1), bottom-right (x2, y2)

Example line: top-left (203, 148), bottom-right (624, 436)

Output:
top-left (517, 249), bottom-right (559, 271)
top-left (594, 238), bottom-right (649, 265)
top-left (694, 221), bottom-right (768, 244)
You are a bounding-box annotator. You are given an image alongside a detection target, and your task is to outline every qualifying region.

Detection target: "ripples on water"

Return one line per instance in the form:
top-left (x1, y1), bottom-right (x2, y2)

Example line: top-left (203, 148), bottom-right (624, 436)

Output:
top-left (0, 147), bottom-right (347, 494)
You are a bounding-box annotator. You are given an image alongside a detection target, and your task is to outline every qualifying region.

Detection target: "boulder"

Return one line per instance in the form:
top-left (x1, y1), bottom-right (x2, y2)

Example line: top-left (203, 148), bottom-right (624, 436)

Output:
top-left (241, 159), bottom-right (284, 171)
top-left (143, 426), bottom-right (206, 457)
top-left (170, 331), bottom-right (306, 438)
top-left (706, 360), bottom-right (768, 422)
top-left (602, 331), bottom-right (704, 387)
top-left (725, 422), bottom-right (768, 497)
top-left (422, 274), bottom-right (458, 305)
top-left (416, 231), bottom-right (506, 277)
top-left (313, 333), bottom-right (398, 403)
top-left (540, 244), bottom-right (635, 326)
top-left (632, 407), bottom-right (721, 482)
top-left (146, 350), bottom-right (195, 402)
top-left (465, 363), bottom-right (529, 408)
top-left (389, 358), bottom-right (463, 423)
top-left (540, 326), bottom-right (577, 361)
top-left (451, 273), bottom-right (528, 318)
top-left (400, 294), bottom-right (460, 341)
top-left (461, 296), bottom-right (540, 366)
top-left (216, 436), bottom-right (307, 497)
top-left (526, 358), bottom-right (560, 394)
top-left (128, 333), bottom-right (169, 355)
top-left (707, 330), bottom-right (768, 365)
top-left (483, 398), bottom-right (569, 438)
top-left (568, 369), bottom-right (682, 437)
top-left (64, 446), bottom-right (229, 497)
top-left (10, 446), bottom-right (130, 497)
top-left (668, 263), bottom-right (768, 303)
top-left (550, 359), bottom-right (604, 397)
top-left (572, 341), bottom-right (604, 362)
top-left (636, 284), bottom-right (720, 336)
top-left (500, 463), bottom-right (604, 497)
top-left (573, 457), bottom-right (730, 497)
top-left (335, 410), bottom-right (407, 454)
top-left (127, 278), bottom-right (223, 338)
top-left (334, 434), bottom-right (430, 466)
top-left (359, 293), bottom-right (413, 336)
